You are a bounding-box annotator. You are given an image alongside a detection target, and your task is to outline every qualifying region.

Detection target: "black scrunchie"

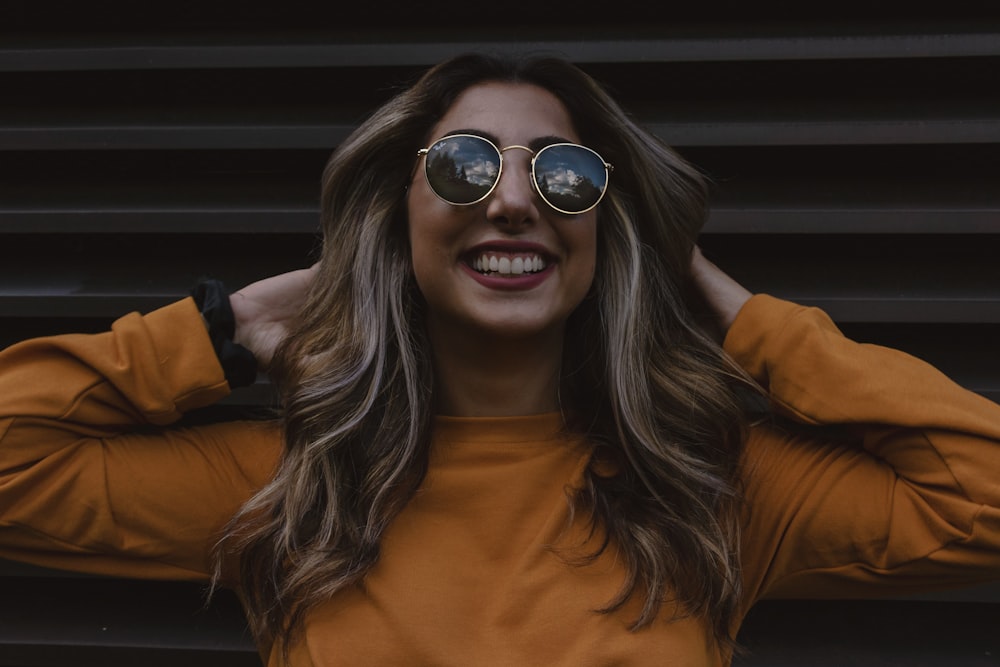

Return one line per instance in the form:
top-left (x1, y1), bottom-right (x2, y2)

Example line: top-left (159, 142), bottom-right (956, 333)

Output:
top-left (191, 280), bottom-right (258, 388)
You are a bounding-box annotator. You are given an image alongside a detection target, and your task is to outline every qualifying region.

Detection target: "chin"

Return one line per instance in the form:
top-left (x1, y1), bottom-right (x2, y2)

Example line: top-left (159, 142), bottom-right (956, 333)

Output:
top-left (467, 314), bottom-right (567, 341)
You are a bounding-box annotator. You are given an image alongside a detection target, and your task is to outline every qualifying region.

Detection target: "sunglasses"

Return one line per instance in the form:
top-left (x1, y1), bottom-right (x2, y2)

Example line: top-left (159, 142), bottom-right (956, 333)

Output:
top-left (417, 134), bottom-right (613, 215)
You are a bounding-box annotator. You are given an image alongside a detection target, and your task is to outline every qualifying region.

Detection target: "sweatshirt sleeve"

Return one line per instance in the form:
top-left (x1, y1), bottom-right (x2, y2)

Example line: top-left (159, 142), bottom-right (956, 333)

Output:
top-left (0, 298), bottom-right (281, 581)
top-left (728, 295), bottom-right (1000, 606)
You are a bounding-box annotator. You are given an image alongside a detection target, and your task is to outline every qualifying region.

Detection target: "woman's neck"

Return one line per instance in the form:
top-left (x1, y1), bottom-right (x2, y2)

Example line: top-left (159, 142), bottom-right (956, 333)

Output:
top-left (428, 323), bottom-right (564, 417)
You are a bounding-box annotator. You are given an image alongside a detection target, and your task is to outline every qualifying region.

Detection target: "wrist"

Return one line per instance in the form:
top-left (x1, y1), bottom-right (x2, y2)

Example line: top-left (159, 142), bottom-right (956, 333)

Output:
top-left (689, 248), bottom-right (752, 333)
top-left (228, 290), bottom-right (252, 349)
top-left (191, 280), bottom-right (258, 388)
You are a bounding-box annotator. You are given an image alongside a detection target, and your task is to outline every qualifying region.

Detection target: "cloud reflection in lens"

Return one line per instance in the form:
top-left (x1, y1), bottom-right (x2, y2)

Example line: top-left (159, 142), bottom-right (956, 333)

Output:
top-left (533, 144), bottom-right (607, 213)
top-left (426, 136), bottom-right (500, 204)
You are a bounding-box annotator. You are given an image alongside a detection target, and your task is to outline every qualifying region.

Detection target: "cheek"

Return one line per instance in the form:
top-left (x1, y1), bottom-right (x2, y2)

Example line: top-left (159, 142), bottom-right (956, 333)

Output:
top-left (406, 200), bottom-right (466, 298)
top-left (578, 225), bottom-right (600, 298)
top-left (570, 220), bottom-right (599, 276)
top-left (407, 178), bottom-right (456, 243)
top-left (406, 192), bottom-right (438, 269)
top-left (407, 180), bottom-right (473, 253)
top-left (407, 215), bottom-right (459, 271)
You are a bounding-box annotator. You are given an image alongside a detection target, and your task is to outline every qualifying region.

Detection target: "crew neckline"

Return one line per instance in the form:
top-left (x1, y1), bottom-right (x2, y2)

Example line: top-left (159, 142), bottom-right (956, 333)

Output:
top-left (432, 411), bottom-right (568, 444)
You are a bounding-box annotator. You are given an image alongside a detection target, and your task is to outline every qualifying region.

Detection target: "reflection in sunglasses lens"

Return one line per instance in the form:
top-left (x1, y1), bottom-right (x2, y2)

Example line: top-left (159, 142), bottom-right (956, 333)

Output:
top-left (426, 136), bottom-right (500, 204)
top-left (534, 145), bottom-right (607, 214)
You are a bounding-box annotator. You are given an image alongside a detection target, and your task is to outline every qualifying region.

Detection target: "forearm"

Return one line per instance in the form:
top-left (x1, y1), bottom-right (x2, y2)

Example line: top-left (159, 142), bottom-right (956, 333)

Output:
top-left (688, 246), bottom-right (753, 333)
top-left (0, 299), bottom-right (276, 578)
top-left (0, 298), bottom-right (230, 466)
top-left (731, 296), bottom-right (1000, 601)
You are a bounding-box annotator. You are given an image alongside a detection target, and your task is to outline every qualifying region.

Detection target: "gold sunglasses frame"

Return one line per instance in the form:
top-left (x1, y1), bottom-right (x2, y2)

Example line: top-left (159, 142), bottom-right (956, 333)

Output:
top-left (416, 133), bottom-right (613, 215)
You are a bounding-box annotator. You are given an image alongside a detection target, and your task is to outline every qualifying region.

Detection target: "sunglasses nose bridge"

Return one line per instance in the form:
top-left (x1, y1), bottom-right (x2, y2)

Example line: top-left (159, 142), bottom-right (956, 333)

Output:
top-left (497, 144), bottom-right (535, 179)
top-left (490, 144), bottom-right (537, 196)
top-left (499, 144), bottom-right (534, 156)
top-left (483, 145), bottom-right (541, 222)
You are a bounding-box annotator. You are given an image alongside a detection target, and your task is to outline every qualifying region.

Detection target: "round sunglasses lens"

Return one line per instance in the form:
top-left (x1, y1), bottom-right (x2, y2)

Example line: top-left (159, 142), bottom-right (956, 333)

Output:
top-left (533, 144), bottom-right (608, 213)
top-left (424, 136), bottom-right (500, 204)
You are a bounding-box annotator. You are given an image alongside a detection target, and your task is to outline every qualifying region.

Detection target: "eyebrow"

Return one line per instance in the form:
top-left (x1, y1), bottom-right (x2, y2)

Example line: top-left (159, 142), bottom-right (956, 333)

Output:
top-left (528, 135), bottom-right (573, 152)
top-left (442, 128), bottom-right (501, 146)
top-left (441, 129), bottom-right (576, 152)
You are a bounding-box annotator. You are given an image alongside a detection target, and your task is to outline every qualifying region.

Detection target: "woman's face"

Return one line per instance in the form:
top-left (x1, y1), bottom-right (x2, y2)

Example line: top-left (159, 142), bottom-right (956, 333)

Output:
top-left (406, 81), bottom-right (598, 342)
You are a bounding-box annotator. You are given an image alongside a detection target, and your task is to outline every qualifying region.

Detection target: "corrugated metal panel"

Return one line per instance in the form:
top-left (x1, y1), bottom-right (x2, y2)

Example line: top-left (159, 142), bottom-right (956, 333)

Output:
top-left (2, 5), bottom-right (998, 665)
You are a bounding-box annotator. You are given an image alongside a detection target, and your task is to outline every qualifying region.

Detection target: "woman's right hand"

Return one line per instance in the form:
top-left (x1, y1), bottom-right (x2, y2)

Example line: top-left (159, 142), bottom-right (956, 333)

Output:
top-left (230, 265), bottom-right (317, 369)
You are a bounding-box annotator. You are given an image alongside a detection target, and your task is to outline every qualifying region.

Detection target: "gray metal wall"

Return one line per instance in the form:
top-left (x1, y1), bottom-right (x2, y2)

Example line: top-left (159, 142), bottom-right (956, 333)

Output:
top-left (1, 4), bottom-right (998, 665)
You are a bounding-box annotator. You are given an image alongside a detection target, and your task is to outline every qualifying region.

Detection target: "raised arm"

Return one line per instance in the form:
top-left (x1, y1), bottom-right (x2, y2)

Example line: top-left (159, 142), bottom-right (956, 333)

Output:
top-left (688, 247), bottom-right (1000, 609)
top-left (0, 267), bottom-right (315, 579)
top-left (727, 295), bottom-right (1000, 606)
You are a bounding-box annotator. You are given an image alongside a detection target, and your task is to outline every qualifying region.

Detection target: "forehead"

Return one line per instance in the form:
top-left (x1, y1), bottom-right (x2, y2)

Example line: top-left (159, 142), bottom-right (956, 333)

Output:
top-left (430, 81), bottom-right (580, 144)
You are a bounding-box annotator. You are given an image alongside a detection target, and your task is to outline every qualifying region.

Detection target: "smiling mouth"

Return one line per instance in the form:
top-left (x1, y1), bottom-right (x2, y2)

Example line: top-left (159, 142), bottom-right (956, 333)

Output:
top-left (470, 252), bottom-right (549, 276)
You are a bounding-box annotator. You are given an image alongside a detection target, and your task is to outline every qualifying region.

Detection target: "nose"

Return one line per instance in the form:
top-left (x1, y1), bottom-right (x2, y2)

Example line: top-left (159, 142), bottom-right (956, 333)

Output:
top-left (485, 145), bottom-right (538, 228)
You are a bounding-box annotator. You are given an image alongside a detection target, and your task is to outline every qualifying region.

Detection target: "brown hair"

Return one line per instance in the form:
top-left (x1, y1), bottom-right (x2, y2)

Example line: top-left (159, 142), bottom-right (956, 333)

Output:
top-left (214, 52), bottom-right (752, 653)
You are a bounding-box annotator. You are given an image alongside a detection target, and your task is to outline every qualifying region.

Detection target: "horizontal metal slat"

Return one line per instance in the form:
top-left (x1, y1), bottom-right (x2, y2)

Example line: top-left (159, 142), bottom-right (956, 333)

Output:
top-left (4, 208), bottom-right (998, 235)
top-left (0, 576), bottom-right (255, 667)
top-left (4, 193), bottom-right (998, 236)
top-left (0, 210), bottom-right (318, 234)
top-left (0, 174), bottom-right (318, 233)
top-left (3, 53), bottom-right (996, 149)
top-left (3, 115), bottom-right (999, 150)
top-left (3, 145), bottom-right (999, 235)
top-left (784, 296), bottom-right (1000, 323)
top-left (0, 645), bottom-right (256, 667)
top-left (698, 143), bottom-right (1000, 231)
top-left (703, 235), bottom-right (1000, 321)
top-left (706, 208), bottom-right (1000, 234)
top-left (2, 27), bottom-right (1000, 72)
top-left (646, 116), bottom-right (1000, 147)
top-left (1, 234), bottom-right (996, 320)
top-left (0, 121), bottom-right (354, 151)
top-left (735, 599), bottom-right (1000, 666)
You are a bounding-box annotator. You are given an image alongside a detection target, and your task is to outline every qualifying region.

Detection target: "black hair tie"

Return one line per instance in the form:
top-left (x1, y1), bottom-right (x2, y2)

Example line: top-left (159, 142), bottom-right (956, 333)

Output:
top-left (191, 279), bottom-right (258, 388)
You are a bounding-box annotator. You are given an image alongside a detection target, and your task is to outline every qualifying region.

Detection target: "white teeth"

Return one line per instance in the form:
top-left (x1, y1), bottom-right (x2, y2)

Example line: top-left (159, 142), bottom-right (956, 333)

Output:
top-left (474, 253), bottom-right (546, 276)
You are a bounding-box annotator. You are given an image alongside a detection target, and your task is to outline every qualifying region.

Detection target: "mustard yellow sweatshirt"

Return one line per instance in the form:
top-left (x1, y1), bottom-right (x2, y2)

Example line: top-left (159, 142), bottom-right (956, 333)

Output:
top-left (1, 295), bottom-right (998, 666)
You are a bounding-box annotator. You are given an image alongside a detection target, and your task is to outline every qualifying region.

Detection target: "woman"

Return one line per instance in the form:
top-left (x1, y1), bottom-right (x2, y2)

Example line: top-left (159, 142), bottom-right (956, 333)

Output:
top-left (1, 53), bottom-right (998, 666)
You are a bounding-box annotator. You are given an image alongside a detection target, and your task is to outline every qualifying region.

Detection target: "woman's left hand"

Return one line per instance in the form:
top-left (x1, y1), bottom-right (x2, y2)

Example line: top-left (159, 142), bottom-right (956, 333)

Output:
top-left (689, 246), bottom-right (753, 335)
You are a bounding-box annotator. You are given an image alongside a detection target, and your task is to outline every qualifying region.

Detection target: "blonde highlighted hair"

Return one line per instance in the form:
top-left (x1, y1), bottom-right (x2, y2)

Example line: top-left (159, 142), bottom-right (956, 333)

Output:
top-left (215, 52), bottom-right (752, 652)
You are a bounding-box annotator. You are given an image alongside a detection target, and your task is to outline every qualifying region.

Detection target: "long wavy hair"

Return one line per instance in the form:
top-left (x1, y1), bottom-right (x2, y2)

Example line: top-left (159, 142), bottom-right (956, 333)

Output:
top-left (215, 52), bottom-right (753, 653)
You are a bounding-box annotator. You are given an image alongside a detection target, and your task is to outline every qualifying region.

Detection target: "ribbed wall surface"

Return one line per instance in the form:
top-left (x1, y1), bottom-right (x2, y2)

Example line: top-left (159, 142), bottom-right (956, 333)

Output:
top-left (2, 5), bottom-right (998, 665)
